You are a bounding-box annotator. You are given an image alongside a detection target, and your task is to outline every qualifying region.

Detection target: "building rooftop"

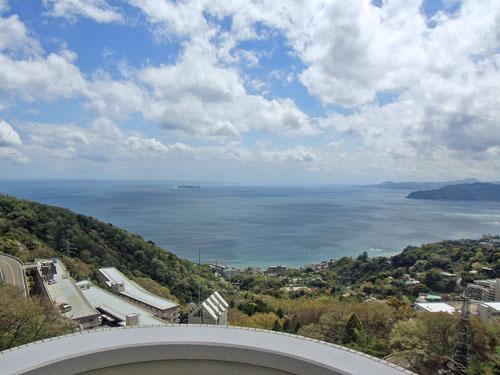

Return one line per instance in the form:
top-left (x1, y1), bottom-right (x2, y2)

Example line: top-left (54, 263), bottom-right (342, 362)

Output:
top-left (193, 291), bottom-right (228, 320)
top-left (42, 260), bottom-right (97, 320)
top-left (481, 302), bottom-right (500, 311)
top-left (77, 281), bottom-right (167, 327)
top-left (415, 302), bottom-right (456, 314)
top-left (98, 267), bottom-right (178, 310)
top-left (0, 326), bottom-right (413, 375)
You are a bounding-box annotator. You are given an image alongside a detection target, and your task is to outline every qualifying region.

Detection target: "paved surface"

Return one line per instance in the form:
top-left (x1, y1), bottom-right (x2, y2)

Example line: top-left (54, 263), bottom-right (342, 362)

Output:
top-left (0, 325), bottom-right (414, 375)
top-left (0, 254), bottom-right (28, 298)
top-left (44, 261), bottom-right (97, 320)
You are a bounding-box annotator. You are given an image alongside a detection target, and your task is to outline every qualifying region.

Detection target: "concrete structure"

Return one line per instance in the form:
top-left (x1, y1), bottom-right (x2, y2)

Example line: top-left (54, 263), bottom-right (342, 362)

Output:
top-left (466, 279), bottom-right (500, 301)
top-left (77, 280), bottom-right (167, 327)
top-left (224, 267), bottom-right (242, 279)
top-left (0, 326), bottom-right (413, 375)
top-left (478, 302), bottom-right (500, 324)
top-left (265, 265), bottom-right (288, 275)
top-left (97, 267), bottom-right (179, 322)
top-left (37, 259), bottom-right (100, 329)
top-left (0, 253), bottom-right (28, 298)
top-left (414, 302), bottom-right (456, 314)
top-left (188, 291), bottom-right (228, 325)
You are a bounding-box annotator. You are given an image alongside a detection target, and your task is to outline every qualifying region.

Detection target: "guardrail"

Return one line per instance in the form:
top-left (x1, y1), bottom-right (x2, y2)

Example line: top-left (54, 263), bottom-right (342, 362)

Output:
top-left (0, 252), bottom-right (29, 298)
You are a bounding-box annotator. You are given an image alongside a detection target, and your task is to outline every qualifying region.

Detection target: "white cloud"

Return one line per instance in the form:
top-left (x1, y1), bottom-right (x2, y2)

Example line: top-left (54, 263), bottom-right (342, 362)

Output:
top-left (87, 78), bottom-right (145, 119)
top-left (2, 0), bottom-right (500, 181)
top-left (122, 135), bottom-right (170, 157)
top-left (0, 52), bottom-right (86, 100)
top-left (0, 119), bottom-right (27, 163)
top-left (0, 119), bottom-right (22, 147)
top-left (139, 40), bottom-right (317, 139)
top-left (0, 15), bottom-right (41, 54)
top-left (262, 145), bottom-right (319, 163)
top-left (43, 0), bottom-right (123, 23)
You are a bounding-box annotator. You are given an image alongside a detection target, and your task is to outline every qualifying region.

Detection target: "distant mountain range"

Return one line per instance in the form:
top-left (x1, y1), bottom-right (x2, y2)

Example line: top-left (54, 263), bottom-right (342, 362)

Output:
top-left (363, 178), bottom-right (479, 190)
top-left (407, 182), bottom-right (500, 201)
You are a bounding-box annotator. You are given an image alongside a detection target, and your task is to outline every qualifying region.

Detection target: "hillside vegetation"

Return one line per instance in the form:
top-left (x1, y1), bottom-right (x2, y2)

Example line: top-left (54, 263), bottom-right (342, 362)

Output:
top-left (0, 194), bottom-right (225, 303)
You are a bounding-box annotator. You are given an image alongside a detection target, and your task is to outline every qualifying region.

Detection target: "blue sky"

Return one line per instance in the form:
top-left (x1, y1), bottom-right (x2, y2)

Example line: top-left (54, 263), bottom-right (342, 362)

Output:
top-left (0, 0), bottom-right (499, 184)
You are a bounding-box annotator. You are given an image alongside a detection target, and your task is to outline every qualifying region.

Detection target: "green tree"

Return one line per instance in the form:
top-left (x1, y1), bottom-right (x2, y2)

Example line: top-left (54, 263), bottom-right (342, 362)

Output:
top-left (0, 285), bottom-right (74, 350)
top-left (342, 313), bottom-right (362, 344)
top-left (272, 319), bottom-right (281, 331)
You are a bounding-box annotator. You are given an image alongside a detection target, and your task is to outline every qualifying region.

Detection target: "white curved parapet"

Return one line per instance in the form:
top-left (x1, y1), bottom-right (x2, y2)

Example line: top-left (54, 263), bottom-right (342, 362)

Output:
top-left (0, 325), bottom-right (414, 375)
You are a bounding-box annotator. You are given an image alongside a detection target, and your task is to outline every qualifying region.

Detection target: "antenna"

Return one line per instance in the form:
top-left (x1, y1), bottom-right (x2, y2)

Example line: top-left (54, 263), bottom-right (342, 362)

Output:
top-left (441, 298), bottom-right (471, 375)
top-left (198, 250), bottom-right (201, 304)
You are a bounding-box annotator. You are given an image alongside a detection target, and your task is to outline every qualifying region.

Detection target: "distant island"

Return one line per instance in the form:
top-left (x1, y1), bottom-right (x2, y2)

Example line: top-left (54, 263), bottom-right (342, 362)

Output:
top-left (174, 185), bottom-right (201, 189)
top-left (363, 178), bottom-right (479, 190)
top-left (407, 182), bottom-right (500, 201)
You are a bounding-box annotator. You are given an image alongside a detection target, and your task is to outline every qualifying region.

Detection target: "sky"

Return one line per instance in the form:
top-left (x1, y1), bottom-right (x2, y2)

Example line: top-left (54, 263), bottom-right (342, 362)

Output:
top-left (0, 0), bottom-right (499, 184)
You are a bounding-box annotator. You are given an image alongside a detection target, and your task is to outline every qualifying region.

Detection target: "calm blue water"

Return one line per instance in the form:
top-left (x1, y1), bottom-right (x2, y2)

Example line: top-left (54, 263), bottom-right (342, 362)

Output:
top-left (1, 180), bottom-right (499, 267)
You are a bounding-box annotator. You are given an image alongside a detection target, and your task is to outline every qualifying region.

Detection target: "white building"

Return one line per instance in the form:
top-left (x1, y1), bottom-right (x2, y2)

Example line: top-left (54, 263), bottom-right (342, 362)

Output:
top-left (414, 302), bottom-right (456, 314)
top-left (478, 302), bottom-right (500, 324)
top-left (466, 278), bottom-right (500, 301)
top-left (77, 280), bottom-right (167, 327)
top-left (97, 267), bottom-right (179, 322)
top-left (37, 259), bottom-right (100, 329)
top-left (223, 267), bottom-right (241, 279)
top-left (188, 291), bottom-right (229, 325)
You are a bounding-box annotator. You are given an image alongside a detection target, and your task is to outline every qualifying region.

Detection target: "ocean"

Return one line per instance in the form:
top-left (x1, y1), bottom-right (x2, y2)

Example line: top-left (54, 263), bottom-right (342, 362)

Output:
top-left (1, 180), bottom-right (499, 267)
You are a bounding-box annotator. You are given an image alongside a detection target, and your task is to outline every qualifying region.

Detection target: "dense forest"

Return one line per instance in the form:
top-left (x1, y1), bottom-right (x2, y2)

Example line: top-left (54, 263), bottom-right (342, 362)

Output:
top-left (0, 194), bottom-right (499, 374)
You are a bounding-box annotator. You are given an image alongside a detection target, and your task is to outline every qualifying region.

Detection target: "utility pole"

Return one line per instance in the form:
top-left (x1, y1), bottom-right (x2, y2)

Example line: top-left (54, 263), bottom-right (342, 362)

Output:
top-left (197, 249), bottom-right (201, 304)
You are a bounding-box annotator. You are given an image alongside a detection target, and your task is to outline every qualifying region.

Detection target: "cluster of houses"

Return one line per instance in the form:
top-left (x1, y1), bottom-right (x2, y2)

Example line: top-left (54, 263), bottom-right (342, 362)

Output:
top-left (414, 278), bottom-right (500, 324)
top-left (34, 258), bottom-right (228, 330)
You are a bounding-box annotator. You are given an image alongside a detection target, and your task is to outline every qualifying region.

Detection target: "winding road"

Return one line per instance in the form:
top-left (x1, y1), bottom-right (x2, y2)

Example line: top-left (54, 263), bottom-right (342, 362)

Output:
top-left (0, 254), bottom-right (28, 298)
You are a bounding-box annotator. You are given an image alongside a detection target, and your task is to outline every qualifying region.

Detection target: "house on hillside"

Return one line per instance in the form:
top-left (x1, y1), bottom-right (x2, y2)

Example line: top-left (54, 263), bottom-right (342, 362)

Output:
top-left (188, 291), bottom-right (229, 325)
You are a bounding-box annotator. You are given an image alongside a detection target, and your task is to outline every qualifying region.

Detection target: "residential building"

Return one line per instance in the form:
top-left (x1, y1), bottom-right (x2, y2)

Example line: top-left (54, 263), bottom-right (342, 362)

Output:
top-left (415, 293), bottom-right (442, 303)
top-left (265, 265), bottom-right (287, 275)
top-left (77, 280), bottom-right (167, 327)
top-left (223, 267), bottom-right (241, 279)
top-left (414, 302), bottom-right (456, 314)
top-left (188, 291), bottom-right (229, 325)
top-left (466, 278), bottom-right (500, 301)
top-left (477, 302), bottom-right (500, 324)
top-left (97, 267), bottom-right (179, 322)
top-left (209, 263), bottom-right (227, 277)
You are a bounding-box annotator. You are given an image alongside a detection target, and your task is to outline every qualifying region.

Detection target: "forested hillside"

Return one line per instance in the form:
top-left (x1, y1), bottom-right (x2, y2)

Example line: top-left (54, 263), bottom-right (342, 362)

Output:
top-left (0, 194), bottom-right (224, 303)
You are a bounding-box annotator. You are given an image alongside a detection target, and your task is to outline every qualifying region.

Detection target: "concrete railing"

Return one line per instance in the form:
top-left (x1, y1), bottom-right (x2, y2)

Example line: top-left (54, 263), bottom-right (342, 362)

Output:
top-left (0, 325), bottom-right (414, 375)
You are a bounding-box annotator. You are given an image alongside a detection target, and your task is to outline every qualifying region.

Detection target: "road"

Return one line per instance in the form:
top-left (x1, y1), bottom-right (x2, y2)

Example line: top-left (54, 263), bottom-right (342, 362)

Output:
top-left (0, 254), bottom-right (28, 298)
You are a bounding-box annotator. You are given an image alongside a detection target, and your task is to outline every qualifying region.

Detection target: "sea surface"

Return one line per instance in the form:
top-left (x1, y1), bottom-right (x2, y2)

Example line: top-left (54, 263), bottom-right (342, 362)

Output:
top-left (1, 180), bottom-right (499, 267)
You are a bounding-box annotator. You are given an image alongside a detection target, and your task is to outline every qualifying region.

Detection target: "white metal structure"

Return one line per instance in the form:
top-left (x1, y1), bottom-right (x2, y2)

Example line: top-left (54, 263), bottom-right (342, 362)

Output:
top-left (0, 326), bottom-right (413, 375)
top-left (188, 291), bottom-right (228, 325)
top-left (97, 267), bottom-right (179, 321)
